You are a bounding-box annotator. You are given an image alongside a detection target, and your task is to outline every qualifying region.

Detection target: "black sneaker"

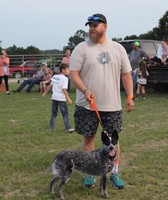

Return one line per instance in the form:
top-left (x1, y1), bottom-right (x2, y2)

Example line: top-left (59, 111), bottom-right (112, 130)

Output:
top-left (12, 90), bottom-right (19, 93)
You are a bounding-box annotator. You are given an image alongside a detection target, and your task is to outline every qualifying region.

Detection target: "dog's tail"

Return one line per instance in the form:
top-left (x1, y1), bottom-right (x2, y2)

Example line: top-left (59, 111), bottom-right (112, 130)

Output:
top-left (51, 161), bottom-right (58, 176)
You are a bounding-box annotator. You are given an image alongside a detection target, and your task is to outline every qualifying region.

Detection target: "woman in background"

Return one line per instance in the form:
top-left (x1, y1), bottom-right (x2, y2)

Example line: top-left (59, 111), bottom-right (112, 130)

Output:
top-left (62, 48), bottom-right (71, 92)
top-left (154, 38), bottom-right (168, 65)
top-left (0, 50), bottom-right (10, 95)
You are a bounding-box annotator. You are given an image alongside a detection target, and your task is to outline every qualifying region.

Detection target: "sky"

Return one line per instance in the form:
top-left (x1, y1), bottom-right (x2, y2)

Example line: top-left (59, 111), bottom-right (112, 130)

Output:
top-left (0, 0), bottom-right (168, 51)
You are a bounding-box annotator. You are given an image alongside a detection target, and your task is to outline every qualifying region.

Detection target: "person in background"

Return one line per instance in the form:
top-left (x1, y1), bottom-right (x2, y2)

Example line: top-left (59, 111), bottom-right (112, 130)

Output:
top-left (129, 41), bottom-right (151, 96)
top-left (70, 13), bottom-right (134, 189)
top-left (62, 48), bottom-right (71, 92)
top-left (12, 62), bottom-right (48, 93)
top-left (135, 59), bottom-right (149, 100)
top-left (44, 63), bottom-right (75, 133)
top-left (0, 50), bottom-right (10, 95)
top-left (40, 68), bottom-right (53, 95)
top-left (154, 38), bottom-right (168, 65)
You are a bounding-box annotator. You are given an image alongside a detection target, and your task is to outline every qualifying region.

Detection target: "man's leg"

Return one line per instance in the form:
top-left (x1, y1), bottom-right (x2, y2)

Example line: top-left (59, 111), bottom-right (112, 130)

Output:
top-left (110, 142), bottom-right (125, 189)
top-left (74, 105), bottom-right (98, 186)
top-left (14, 79), bottom-right (31, 92)
top-left (26, 79), bottom-right (41, 92)
top-left (132, 73), bottom-right (137, 96)
top-left (82, 135), bottom-right (95, 186)
top-left (82, 135), bottom-right (95, 151)
top-left (100, 111), bottom-right (124, 189)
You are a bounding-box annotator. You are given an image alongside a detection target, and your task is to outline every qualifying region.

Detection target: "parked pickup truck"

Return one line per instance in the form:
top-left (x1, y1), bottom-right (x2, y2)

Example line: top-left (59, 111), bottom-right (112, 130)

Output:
top-left (119, 39), bottom-right (168, 91)
top-left (9, 60), bottom-right (37, 79)
top-left (118, 39), bottom-right (161, 61)
top-left (147, 64), bottom-right (168, 91)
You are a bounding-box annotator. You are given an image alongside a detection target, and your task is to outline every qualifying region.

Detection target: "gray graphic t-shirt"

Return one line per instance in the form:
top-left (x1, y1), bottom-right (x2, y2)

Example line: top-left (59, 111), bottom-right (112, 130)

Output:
top-left (70, 39), bottom-right (131, 111)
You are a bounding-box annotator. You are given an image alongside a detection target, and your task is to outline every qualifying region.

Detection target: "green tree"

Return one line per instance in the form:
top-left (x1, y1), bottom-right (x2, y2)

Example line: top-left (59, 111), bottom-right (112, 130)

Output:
top-left (25, 46), bottom-right (41, 54)
top-left (158, 10), bottom-right (168, 39)
top-left (112, 37), bottom-right (122, 41)
top-left (123, 10), bottom-right (168, 40)
top-left (124, 34), bottom-right (138, 40)
top-left (5, 45), bottom-right (42, 55)
top-left (6, 45), bottom-right (25, 55)
top-left (67, 30), bottom-right (88, 50)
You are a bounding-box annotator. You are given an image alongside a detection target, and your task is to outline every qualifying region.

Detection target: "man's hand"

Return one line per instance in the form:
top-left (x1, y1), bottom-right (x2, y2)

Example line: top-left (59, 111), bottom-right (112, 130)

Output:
top-left (84, 89), bottom-right (96, 103)
top-left (125, 98), bottom-right (134, 112)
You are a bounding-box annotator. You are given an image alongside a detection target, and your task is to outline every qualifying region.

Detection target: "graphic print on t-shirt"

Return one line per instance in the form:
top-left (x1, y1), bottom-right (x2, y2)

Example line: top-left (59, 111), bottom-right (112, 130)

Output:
top-left (97, 52), bottom-right (111, 64)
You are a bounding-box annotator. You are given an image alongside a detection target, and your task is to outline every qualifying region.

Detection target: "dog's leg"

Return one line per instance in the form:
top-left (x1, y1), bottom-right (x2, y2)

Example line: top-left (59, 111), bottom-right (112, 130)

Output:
top-left (50, 177), bottom-right (59, 194)
top-left (58, 171), bottom-right (72, 200)
top-left (58, 176), bottom-right (69, 200)
top-left (100, 175), bottom-right (109, 198)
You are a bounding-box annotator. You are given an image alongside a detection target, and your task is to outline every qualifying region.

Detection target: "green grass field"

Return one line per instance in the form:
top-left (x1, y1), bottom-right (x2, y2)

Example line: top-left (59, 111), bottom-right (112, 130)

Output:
top-left (0, 81), bottom-right (168, 200)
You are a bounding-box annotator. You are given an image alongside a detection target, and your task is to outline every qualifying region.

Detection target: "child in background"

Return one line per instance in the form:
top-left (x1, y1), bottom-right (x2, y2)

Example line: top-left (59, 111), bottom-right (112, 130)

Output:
top-left (44, 63), bottom-right (75, 133)
top-left (40, 68), bottom-right (53, 95)
top-left (135, 59), bottom-right (149, 100)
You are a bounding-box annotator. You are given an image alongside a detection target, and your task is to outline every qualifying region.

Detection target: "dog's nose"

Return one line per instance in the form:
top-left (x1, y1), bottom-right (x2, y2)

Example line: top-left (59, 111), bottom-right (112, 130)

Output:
top-left (109, 146), bottom-right (113, 151)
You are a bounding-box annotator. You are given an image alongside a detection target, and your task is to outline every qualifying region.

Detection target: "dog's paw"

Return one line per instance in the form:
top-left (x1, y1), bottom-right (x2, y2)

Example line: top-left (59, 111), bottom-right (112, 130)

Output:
top-left (101, 191), bottom-right (110, 199)
top-left (51, 191), bottom-right (55, 194)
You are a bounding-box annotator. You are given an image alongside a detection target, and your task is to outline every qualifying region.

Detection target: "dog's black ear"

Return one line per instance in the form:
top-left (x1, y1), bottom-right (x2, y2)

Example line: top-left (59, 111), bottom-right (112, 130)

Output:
top-left (112, 130), bottom-right (119, 145)
top-left (101, 131), bottom-right (110, 146)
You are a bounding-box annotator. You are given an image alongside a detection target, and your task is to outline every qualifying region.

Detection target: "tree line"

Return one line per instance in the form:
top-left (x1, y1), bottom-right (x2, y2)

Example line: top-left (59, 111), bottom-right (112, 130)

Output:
top-left (1, 10), bottom-right (167, 55)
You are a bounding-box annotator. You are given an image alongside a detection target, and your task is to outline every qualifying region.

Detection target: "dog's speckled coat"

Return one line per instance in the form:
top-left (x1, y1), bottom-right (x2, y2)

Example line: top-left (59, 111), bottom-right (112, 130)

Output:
top-left (50, 130), bottom-right (118, 199)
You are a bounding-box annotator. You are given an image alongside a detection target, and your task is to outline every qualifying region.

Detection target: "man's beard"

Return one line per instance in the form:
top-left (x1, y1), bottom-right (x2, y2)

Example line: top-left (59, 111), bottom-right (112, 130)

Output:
top-left (89, 31), bottom-right (103, 43)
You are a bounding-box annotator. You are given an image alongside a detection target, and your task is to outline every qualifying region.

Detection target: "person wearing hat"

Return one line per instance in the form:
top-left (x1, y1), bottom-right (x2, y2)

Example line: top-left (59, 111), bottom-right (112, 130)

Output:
top-left (12, 62), bottom-right (48, 93)
top-left (129, 41), bottom-right (151, 95)
top-left (70, 13), bottom-right (134, 188)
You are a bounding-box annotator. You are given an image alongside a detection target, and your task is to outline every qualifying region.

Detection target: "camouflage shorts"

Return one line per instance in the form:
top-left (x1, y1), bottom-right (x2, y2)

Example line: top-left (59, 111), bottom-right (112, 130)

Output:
top-left (74, 105), bottom-right (122, 137)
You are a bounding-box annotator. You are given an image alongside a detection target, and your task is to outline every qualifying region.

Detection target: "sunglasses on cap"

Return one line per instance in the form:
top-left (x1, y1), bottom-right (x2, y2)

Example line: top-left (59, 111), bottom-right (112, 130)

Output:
top-left (87, 15), bottom-right (106, 23)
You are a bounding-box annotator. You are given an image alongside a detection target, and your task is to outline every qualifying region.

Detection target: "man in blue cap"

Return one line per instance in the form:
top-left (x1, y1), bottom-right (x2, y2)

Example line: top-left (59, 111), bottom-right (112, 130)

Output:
top-left (70, 13), bottom-right (134, 189)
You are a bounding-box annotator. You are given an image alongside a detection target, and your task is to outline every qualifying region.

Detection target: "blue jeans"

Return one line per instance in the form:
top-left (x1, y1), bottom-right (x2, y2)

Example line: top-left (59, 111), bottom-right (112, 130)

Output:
top-left (17, 78), bottom-right (42, 92)
top-left (49, 100), bottom-right (71, 130)
top-left (132, 72), bottom-right (137, 95)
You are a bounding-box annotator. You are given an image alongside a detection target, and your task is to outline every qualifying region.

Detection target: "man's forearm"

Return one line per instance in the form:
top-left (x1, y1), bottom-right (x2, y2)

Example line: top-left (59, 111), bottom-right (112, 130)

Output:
top-left (122, 72), bottom-right (133, 97)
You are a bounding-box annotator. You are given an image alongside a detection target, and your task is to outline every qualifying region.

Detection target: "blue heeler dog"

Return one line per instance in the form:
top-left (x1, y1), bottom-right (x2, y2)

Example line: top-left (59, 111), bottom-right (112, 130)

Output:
top-left (50, 130), bottom-right (119, 199)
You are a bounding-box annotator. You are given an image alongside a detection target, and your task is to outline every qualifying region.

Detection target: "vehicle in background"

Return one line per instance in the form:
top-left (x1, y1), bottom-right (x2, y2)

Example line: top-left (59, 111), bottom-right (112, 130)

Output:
top-left (9, 60), bottom-right (37, 79)
top-left (119, 39), bottom-right (168, 92)
top-left (32, 58), bottom-right (62, 74)
top-left (118, 39), bottom-right (161, 63)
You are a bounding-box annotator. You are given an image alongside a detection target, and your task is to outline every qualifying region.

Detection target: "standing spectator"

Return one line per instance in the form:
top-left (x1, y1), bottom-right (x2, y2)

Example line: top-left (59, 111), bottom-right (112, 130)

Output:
top-left (154, 38), bottom-right (168, 65)
top-left (62, 48), bottom-right (71, 92)
top-left (135, 59), bottom-right (149, 100)
top-left (129, 41), bottom-right (151, 95)
top-left (45, 63), bottom-right (75, 133)
top-left (12, 62), bottom-right (48, 93)
top-left (0, 50), bottom-right (10, 95)
top-left (70, 13), bottom-right (134, 188)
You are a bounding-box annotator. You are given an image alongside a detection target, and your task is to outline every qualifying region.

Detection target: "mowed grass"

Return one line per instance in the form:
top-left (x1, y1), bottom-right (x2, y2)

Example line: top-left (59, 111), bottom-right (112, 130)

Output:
top-left (0, 81), bottom-right (168, 200)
